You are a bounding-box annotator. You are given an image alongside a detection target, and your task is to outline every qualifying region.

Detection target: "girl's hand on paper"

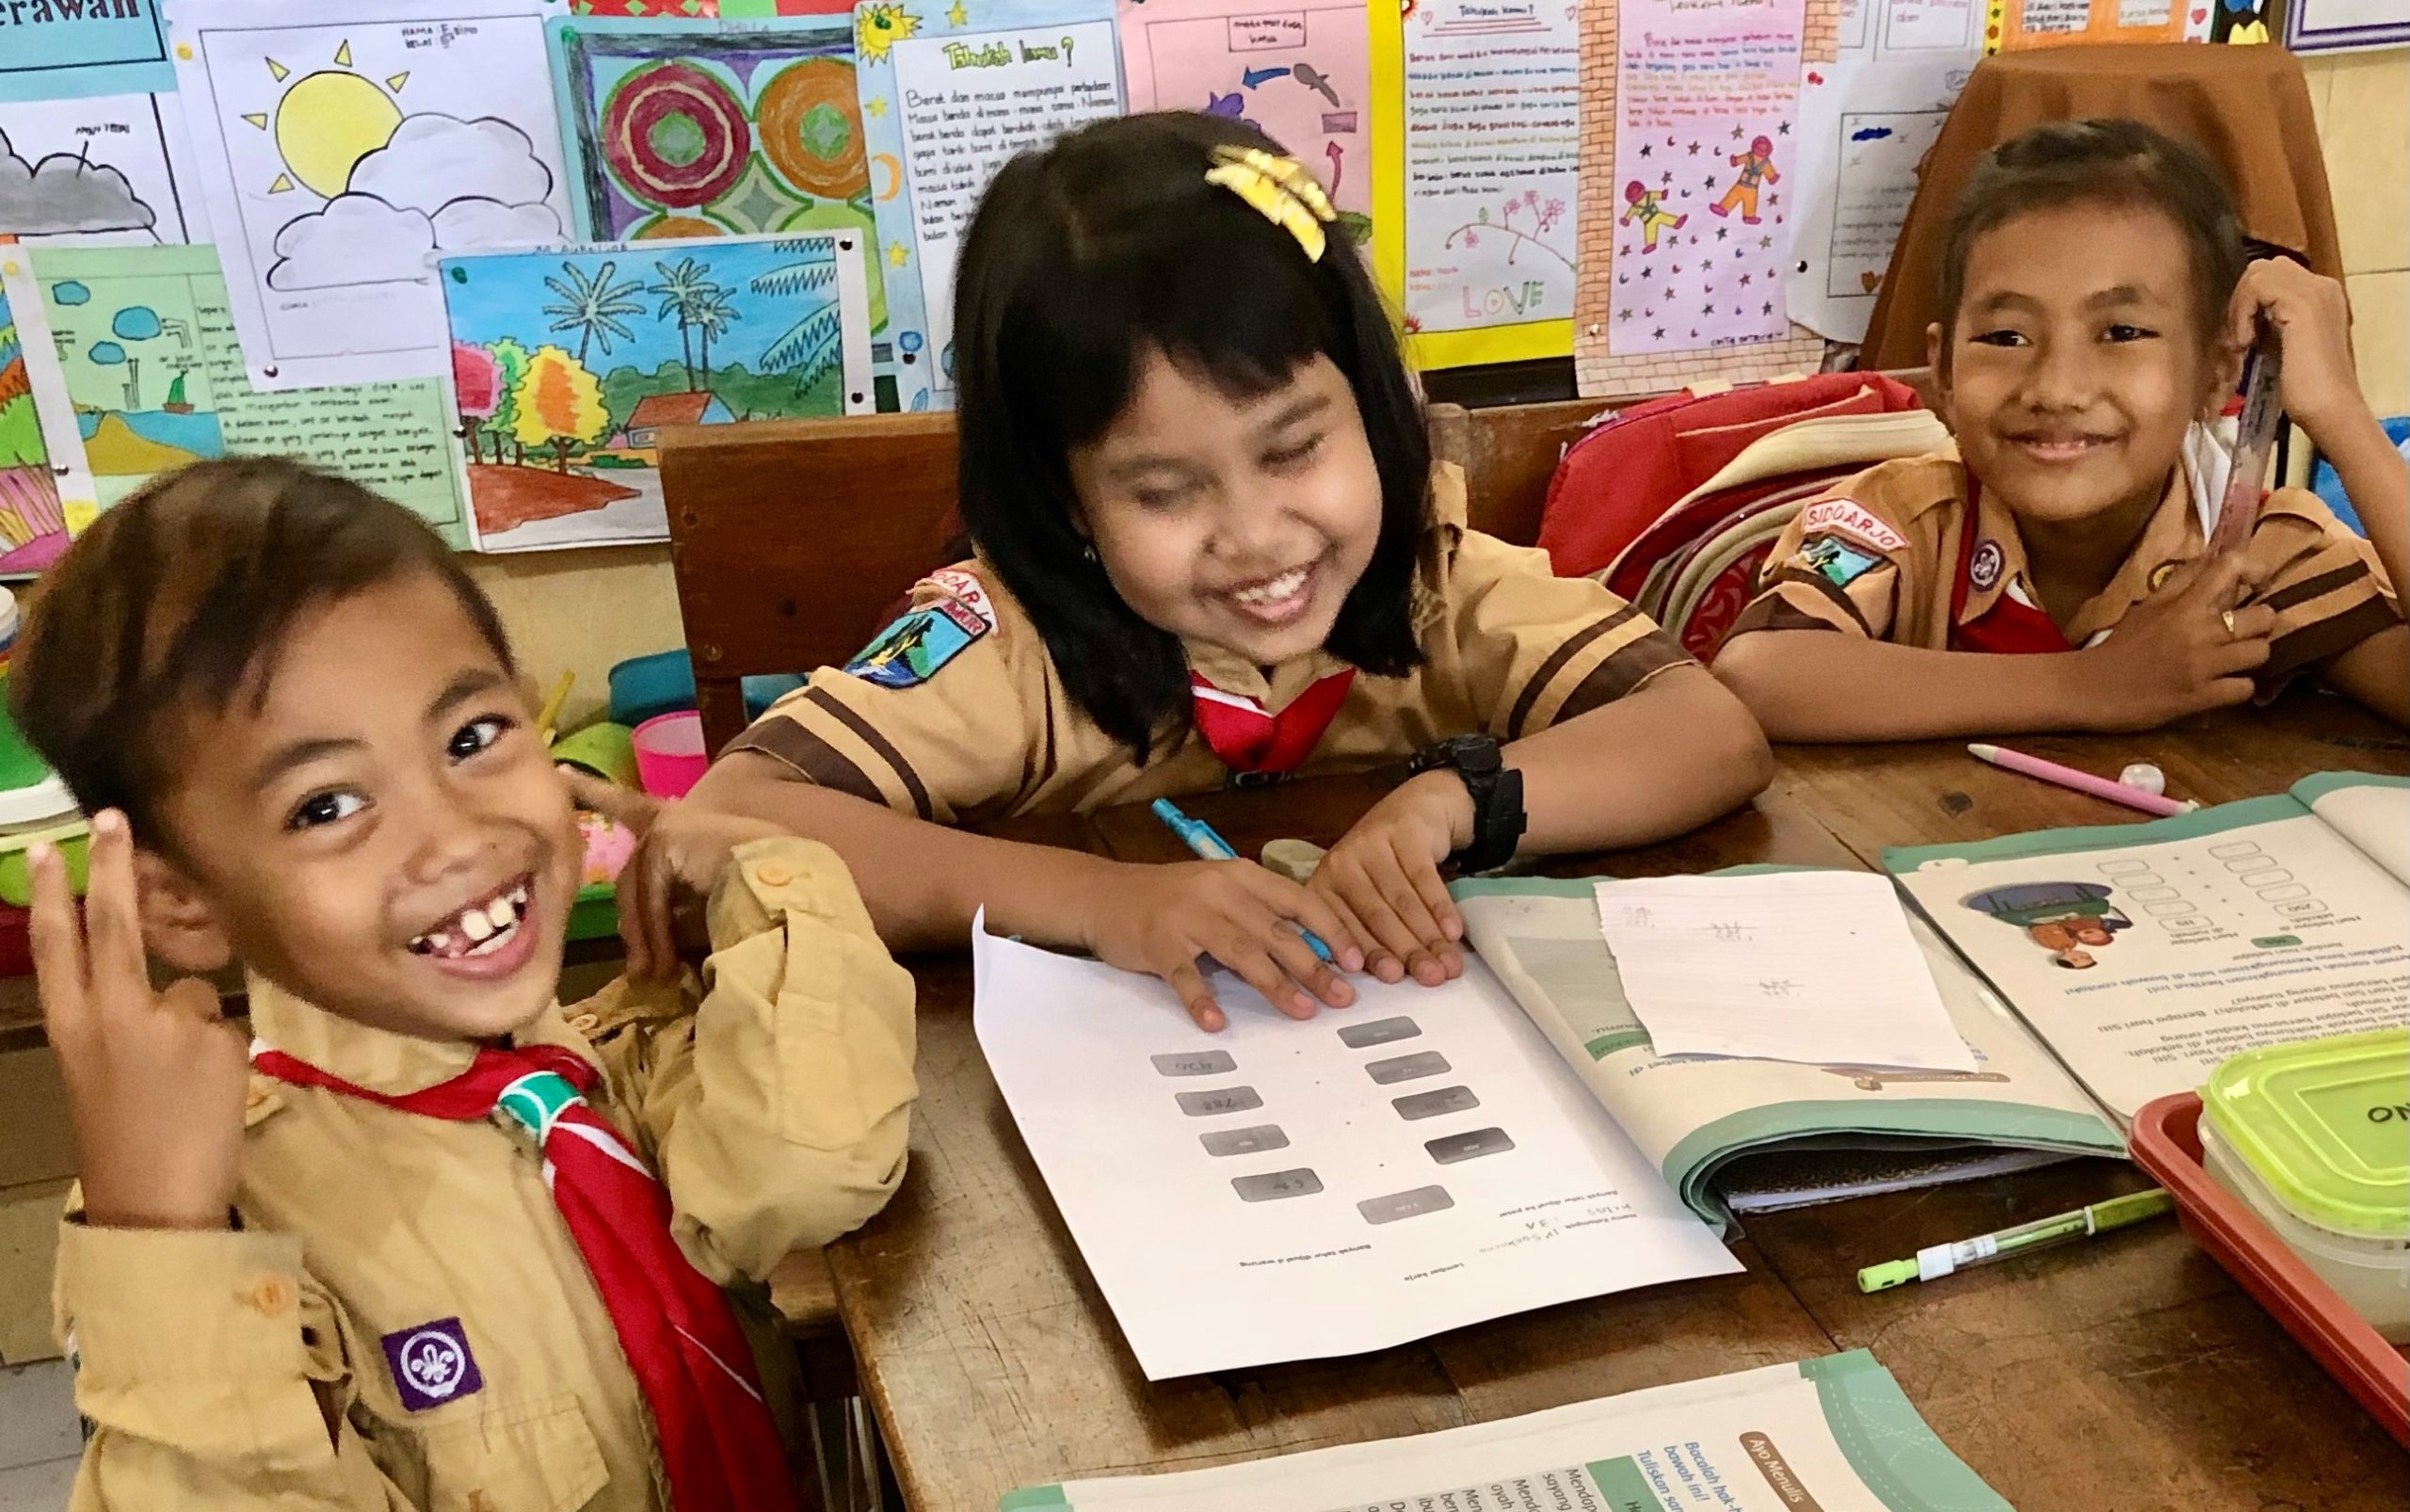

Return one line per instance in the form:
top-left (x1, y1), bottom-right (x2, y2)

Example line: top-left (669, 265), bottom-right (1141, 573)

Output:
top-left (1074, 860), bottom-right (1361, 1033)
top-left (30, 812), bottom-right (248, 1231)
top-left (1309, 771), bottom-right (1470, 988)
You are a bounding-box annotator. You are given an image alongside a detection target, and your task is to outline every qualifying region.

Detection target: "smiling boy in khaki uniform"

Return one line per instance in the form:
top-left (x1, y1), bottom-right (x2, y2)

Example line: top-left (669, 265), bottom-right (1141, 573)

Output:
top-left (15, 458), bottom-right (916, 1511)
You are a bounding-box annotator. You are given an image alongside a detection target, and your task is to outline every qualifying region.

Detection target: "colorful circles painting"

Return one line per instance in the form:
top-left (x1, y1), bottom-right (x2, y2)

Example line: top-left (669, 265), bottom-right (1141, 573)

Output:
top-left (602, 61), bottom-right (750, 209)
top-left (758, 57), bottom-right (864, 201)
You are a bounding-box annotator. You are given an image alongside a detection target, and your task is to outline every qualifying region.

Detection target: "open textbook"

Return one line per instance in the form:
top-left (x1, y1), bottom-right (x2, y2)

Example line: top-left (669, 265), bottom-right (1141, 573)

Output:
top-left (1888, 772), bottom-right (2410, 1121)
top-left (1454, 869), bottom-right (2125, 1227)
top-left (1001, 1351), bottom-right (2009, 1512)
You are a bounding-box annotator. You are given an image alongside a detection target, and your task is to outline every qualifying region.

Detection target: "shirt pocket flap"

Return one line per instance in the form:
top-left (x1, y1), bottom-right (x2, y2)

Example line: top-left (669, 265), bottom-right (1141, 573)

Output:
top-left (418, 1391), bottom-right (610, 1512)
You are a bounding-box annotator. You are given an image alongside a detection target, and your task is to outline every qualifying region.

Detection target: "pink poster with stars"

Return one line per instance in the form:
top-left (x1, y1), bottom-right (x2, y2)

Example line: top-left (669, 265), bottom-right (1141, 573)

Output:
top-left (1605, 0), bottom-right (1808, 356)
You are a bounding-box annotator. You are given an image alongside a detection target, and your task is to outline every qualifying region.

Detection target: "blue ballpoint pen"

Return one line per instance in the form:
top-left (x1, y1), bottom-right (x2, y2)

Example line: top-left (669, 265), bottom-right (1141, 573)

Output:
top-left (1149, 798), bottom-right (1337, 964)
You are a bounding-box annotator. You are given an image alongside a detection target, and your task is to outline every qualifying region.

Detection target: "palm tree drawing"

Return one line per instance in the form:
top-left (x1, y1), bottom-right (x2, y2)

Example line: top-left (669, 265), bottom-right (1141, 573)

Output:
top-left (543, 260), bottom-right (646, 365)
top-left (648, 256), bottom-right (718, 388)
top-left (689, 285), bottom-right (737, 390)
top-left (748, 248), bottom-right (844, 392)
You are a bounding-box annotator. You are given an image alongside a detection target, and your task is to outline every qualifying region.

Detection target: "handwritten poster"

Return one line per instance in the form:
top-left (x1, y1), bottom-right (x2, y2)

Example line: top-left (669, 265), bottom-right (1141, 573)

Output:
top-left (0, 91), bottom-right (193, 246)
top-left (24, 244), bottom-right (468, 541)
top-left (167, 0), bottom-right (574, 390)
top-left (0, 0), bottom-right (174, 105)
top-left (1117, 0), bottom-right (1371, 233)
top-left (856, 0), bottom-right (1124, 404)
top-left (1994, 0), bottom-right (2197, 48)
top-left (1372, 0), bottom-right (1578, 369)
top-left (1784, 55), bottom-right (1970, 342)
top-left (1605, 0), bottom-right (1808, 358)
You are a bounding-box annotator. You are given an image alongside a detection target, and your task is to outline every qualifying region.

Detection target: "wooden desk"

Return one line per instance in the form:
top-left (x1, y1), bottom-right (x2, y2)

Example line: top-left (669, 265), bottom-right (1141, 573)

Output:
top-left (825, 694), bottom-right (2410, 1512)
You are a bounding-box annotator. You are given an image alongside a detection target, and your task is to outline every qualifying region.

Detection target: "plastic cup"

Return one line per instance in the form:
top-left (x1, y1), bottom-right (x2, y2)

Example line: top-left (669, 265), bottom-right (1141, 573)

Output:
top-left (631, 711), bottom-right (710, 798)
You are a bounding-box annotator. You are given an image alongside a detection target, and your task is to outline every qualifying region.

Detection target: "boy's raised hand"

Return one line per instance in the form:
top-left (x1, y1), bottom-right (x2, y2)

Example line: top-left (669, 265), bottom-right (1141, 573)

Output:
top-left (1073, 859), bottom-right (1361, 1033)
top-left (2226, 257), bottom-right (2365, 438)
top-left (30, 811), bottom-right (247, 1231)
top-left (2081, 553), bottom-right (2273, 731)
top-left (570, 775), bottom-right (788, 980)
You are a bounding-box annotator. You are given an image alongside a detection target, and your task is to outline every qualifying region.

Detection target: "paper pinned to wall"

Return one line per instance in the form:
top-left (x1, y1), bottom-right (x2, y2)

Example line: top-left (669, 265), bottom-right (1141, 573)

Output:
top-left (0, 261), bottom-right (73, 576)
top-left (436, 231), bottom-right (873, 552)
top-left (24, 243), bottom-right (470, 543)
top-left (855, 0), bottom-right (1126, 406)
top-left (1370, 0), bottom-right (1579, 370)
top-left (1994, 0), bottom-right (2203, 48)
top-left (0, 1), bottom-right (175, 105)
top-left (1783, 56), bottom-right (1970, 343)
top-left (0, 91), bottom-right (195, 247)
top-left (1593, 871), bottom-right (1978, 1070)
top-left (166, 0), bottom-right (574, 391)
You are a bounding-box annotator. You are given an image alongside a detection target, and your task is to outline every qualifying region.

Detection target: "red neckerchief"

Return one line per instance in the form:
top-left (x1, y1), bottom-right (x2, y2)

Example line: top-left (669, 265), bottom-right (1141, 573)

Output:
top-left (252, 1041), bottom-right (795, 1512)
top-left (1188, 668), bottom-right (1358, 775)
top-left (1947, 481), bottom-right (2074, 655)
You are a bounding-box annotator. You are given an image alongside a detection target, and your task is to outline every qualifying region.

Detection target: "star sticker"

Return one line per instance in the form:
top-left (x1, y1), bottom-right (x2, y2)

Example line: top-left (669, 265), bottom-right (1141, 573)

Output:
top-left (947, 0), bottom-right (968, 23)
top-left (1759, 235), bottom-right (1773, 249)
top-left (1706, 174), bottom-right (1718, 187)
top-left (1619, 243), bottom-right (1631, 256)
top-left (1662, 171), bottom-right (1673, 185)
top-left (1762, 300), bottom-right (1775, 314)
top-left (1704, 301), bottom-right (1716, 314)
top-left (1778, 121), bottom-right (1791, 135)
top-left (1768, 194), bottom-right (1781, 208)
top-left (866, 96), bottom-right (889, 118)
top-left (1716, 227), bottom-right (1727, 240)
top-left (1641, 266), bottom-right (1653, 280)
top-left (888, 241), bottom-right (910, 267)
top-left (1730, 124), bottom-right (1744, 140)
top-left (1641, 144), bottom-right (1653, 158)
top-left (1616, 308), bottom-right (1632, 321)
top-left (1688, 141), bottom-right (1702, 155)
top-left (1740, 273), bottom-right (1752, 285)
top-left (1653, 328), bottom-right (1666, 340)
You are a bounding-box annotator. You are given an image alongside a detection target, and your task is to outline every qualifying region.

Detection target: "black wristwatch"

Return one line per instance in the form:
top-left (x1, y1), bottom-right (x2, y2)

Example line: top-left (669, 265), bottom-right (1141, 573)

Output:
top-left (1406, 735), bottom-right (1526, 874)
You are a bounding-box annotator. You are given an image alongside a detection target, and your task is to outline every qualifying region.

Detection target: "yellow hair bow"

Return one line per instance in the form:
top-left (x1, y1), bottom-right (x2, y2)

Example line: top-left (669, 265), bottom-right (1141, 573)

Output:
top-left (1204, 145), bottom-right (1338, 263)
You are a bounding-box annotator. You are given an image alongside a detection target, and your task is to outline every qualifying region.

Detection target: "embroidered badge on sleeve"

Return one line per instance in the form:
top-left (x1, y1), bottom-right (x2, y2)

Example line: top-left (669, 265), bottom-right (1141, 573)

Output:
top-left (1799, 499), bottom-right (1908, 555)
top-left (1796, 534), bottom-right (1888, 587)
top-left (845, 598), bottom-right (988, 688)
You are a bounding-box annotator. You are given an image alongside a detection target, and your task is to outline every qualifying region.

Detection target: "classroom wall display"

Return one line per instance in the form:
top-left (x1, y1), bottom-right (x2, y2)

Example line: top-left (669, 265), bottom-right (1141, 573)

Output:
top-left (1370, 0), bottom-right (1580, 369)
top-left (0, 265), bottom-right (72, 575)
top-left (1991, 0), bottom-right (2206, 49)
top-left (2281, 0), bottom-right (2410, 51)
top-left (0, 0), bottom-right (175, 105)
top-left (165, 0), bottom-right (577, 391)
top-left (0, 91), bottom-right (194, 246)
top-left (435, 231), bottom-right (873, 551)
top-left (24, 243), bottom-right (470, 540)
top-left (855, 0), bottom-right (1126, 406)
top-left (547, 15), bottom-right (915, 408)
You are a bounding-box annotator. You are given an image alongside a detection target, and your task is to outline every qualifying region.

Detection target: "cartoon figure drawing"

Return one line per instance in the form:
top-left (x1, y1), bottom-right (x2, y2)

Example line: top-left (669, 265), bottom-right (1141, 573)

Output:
top-left (1962, 882), bottom-right (2131, 971)
top-left (1711, 136), bottom-right (1779, 225)
top-left (1620, 180), bottom-right (1687, 253)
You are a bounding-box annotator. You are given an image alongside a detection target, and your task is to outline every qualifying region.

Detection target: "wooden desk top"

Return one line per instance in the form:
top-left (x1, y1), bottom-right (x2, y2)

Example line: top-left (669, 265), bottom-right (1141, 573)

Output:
top-left (827, 694), bottom-right (2410, 1512)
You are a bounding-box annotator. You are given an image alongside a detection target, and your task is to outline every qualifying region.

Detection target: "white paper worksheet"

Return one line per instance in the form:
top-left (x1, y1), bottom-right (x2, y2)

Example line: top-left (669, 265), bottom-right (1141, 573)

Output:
top-left (972, 924), bottom-right (1740, 1380)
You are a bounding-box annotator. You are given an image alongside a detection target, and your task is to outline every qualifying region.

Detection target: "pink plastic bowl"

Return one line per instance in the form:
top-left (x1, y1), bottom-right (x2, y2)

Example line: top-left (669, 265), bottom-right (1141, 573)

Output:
top-left (631, 711), bottom-right (709, 798)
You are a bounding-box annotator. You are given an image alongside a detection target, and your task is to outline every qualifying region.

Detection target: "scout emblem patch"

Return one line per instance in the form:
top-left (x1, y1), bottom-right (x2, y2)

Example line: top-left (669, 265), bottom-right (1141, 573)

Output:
top-left (1968, 539), bottom-right (2005, 592)
top-left (383, 1317), bottom-right (485, 1411)
top-left (1797, 534), bottom-right (1885, 587)
top-left (846, 598), bottom-right (987, 688)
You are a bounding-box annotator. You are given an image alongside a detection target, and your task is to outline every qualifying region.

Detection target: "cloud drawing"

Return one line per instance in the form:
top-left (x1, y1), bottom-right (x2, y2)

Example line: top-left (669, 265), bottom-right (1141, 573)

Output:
top-left (0, 130), bottom-right (157, 238)
top-left (431, 197), bottom-right (561, 249)
top-left (268, 193), bottom-right (434, 290)
top-left (347, 115), bottom-right (554, 218)
top-left (266, 113), bottom-right (559, 288)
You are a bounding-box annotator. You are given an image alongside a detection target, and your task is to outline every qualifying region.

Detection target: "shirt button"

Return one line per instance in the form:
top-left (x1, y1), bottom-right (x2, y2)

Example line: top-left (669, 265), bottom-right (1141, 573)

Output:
top-left (568, 1011), bottom-right (601, 1034)
top-left (247, 1275), bottom-right (296, 1315)
top-left (754, 862), bottom-right (793, 889)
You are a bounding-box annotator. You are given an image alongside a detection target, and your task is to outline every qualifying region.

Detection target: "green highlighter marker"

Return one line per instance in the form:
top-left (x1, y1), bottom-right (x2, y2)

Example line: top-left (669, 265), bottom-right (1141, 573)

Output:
top-left (1857, 1188), bottom-right (2175, 1293)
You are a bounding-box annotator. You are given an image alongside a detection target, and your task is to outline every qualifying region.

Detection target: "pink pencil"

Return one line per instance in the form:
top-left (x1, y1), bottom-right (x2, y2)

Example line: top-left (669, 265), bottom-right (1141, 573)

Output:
top-left (1968, 744), bottom-right (2195, 817)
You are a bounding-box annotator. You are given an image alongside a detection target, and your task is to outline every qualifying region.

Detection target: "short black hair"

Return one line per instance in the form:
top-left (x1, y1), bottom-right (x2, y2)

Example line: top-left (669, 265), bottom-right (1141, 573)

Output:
top-left (1938, 119), bottom-right (2246, 368)
top-left (952, 110), bottom-right (1429, 760)
top-left (13, 458), bottom-right (515, 845)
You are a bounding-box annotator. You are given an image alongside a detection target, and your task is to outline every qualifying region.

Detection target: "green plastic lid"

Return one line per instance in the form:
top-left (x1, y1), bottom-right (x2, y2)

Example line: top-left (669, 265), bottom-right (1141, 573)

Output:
top-left (2202, 1028), bottom-right (2409, 1238)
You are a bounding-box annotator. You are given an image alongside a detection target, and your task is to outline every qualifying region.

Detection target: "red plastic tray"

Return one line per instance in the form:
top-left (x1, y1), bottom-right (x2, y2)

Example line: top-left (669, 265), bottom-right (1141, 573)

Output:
top-left (2129, 1092), bottom-right (2408, 1447)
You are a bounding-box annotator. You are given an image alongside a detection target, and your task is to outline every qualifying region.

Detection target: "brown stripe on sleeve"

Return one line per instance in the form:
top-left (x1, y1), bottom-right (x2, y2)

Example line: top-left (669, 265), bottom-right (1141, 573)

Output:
top-left (2258, 562), bottom-right (2371, 613)
top-left (797, 686), bottom-right (936, 821)
top-left (720, 716), bottom-right (886, 805)
top-left (1760, 566), bottom-right (1878, 636)
top-left (1550, 632), bottom-right (1697, 725)
top-left (1725, 594), bottom-right (1850, 640)
top-left (2257, 596), bottom-right (2403, 694)
top-left (1505, 606), bottom-right (1638, 740)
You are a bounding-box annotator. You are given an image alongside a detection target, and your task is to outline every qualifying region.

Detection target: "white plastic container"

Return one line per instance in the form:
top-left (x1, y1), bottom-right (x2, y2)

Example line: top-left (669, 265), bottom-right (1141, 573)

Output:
top-left (2200, 1029), bottom-right (2410, 1344)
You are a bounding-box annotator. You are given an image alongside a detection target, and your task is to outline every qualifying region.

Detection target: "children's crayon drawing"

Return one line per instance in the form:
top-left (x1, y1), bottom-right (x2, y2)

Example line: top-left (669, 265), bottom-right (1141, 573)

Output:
top-left (1381, 0), bottom-right (1579, 364)
top-left (856, 0), bottom-right (1125, 406)
top-left (168, 0), bottom-right (575, 390)
top-left (1116, 0), bottom-right (1370, 239)
top-left (26, 243), bottom-right (469, 542)
top-left (0, 0), bottom-right (174, 105)
top-left (0, 268), bottom-right (71, 575)
top-left (548, 15), bottom-right (910, 408)
top-left (0, 91), bottom-right (193, 245)
top-left (437, 231), bottom-right (871, 552)
top-left (1604, 0), bottom-right (1808, 359)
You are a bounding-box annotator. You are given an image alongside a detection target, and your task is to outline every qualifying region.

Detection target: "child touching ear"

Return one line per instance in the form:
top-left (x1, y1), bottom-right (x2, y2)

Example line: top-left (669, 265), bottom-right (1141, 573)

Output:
top-left (695, 112), bottom-right (1771, 1030)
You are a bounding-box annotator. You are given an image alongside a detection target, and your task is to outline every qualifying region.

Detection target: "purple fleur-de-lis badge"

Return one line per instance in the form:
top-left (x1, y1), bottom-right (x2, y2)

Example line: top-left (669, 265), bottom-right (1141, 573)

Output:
top-left (381, 1318), bottom-right (485, 1412)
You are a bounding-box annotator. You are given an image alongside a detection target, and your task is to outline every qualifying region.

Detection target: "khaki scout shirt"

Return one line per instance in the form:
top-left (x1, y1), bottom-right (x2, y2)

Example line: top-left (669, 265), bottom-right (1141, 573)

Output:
top-left (52, 838), bottom-right (916, 1512)
top-left (726, 463), bottom-right (1695, 821)
top-left (1724, 451), bottom-right (2402, 695)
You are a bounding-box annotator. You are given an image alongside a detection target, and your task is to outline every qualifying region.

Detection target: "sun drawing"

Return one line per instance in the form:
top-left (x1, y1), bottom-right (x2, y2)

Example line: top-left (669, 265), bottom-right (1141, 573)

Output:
top-left (243, 40), bottom-right (412, 196)
top-left (857, 5), bottom-right (922, 63)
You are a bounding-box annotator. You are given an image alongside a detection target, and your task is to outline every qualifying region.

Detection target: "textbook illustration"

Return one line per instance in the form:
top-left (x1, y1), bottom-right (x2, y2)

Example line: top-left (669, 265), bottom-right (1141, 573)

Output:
top-left (1961, 880), bottom-right (2132, 970)
top-left (0, 270), bottom-right (72, 575)
top-left (167, 0), bottom-right (576, 388)
top-left (437, 231), bottom-right (870, 551)
top-left (0, 91), bottom-right (193, 245)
